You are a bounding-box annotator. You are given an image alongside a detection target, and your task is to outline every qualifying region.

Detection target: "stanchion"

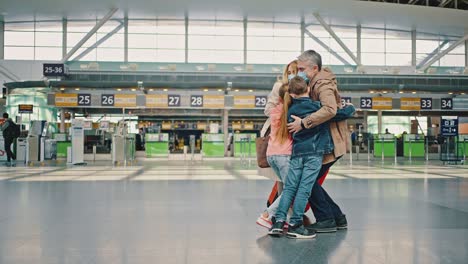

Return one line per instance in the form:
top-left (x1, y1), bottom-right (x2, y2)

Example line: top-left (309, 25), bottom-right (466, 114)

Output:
top-left (409, 138), bottom-right (412, 163)
top-left (349, 134), bottom-right (353, 166)
top-left (247, 135), bottom-right (252, 167)
top-left (394, 137), bottom-right (397, 165)
top-left (425, 137), bottom-right (429, 162)
top-left (367, 137), bottom-right (371, 163)
top-left (381, 137), bottom-right (384, 163)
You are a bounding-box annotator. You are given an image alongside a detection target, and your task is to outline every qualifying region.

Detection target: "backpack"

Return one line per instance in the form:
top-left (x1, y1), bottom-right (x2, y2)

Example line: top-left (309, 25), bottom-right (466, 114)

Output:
top-left (4, 120), bottom-right (20, 139)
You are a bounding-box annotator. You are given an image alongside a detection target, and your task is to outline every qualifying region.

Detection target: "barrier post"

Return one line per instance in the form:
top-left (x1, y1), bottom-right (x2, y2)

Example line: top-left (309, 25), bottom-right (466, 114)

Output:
top-left (409, 138), bottom-right (412, 163)
top-left (381, 137), bottom-right (384, 163)
top-left (425, 137), bottom-right (429, 162)
top-left (247, 135), bottom-right (252, 167)
top-left (394, 137), bottom-right (397, 164)
top-left (349, 134), bottom-right (353, 166)
top-left (367, 137), bottom-right (370, 163)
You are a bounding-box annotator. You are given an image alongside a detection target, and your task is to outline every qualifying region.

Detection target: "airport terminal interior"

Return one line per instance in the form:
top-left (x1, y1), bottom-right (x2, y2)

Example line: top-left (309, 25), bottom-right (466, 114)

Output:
top-left (0, 0), bottom-right (467, 263)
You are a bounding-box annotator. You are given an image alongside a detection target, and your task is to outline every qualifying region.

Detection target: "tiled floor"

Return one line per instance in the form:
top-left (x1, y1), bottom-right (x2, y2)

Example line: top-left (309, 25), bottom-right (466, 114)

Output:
top-left (0, 160), bottom-right (467, 263)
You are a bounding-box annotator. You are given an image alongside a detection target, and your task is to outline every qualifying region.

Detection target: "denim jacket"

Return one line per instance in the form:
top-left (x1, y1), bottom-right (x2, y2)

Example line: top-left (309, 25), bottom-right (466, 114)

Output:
top-left (288, 97), bottom-right (355, 157)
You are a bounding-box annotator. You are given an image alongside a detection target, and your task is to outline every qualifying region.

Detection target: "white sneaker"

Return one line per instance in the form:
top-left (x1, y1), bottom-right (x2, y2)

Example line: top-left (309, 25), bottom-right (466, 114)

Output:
top-left (256, 214), bottom-right (273, 229)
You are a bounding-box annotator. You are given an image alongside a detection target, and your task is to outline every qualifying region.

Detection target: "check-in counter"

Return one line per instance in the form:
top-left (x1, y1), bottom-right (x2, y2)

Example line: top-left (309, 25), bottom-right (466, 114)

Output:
top-left (233, 133), bottom-right (257, 158)
top-left (457, 135), bottom-right (468, 158)
top-left (403, 134), bottom-right (425, 158)
top-left (145, 133), bottom-right (169, 158)
top-left (202, 133), bottom-right (225, 157)
top-left (373, 134), bottom-right (395, 157)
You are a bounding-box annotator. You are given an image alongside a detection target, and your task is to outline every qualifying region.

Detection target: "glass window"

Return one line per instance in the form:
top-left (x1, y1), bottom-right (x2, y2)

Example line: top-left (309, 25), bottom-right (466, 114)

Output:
top-left (4, 46), bottom-right (34, 60)
top-left (129, 20), bottom-right (157, 34)
top-left (361, 52), bottom-right (385, 66)
top-left (128, 34), bottom-right (157, 49)
top-left (35, 21), bottom-right (63, 32)
top-left (35, 32), bottom-right (62, 47)
top-left (5, 22), bottom-right (35, 31)
top-left (385, 53), bottom-right (412, 66)
top-left (97, 48), bottom-right (124, 61)
top-left (35, 47), bottom-right (62, 60)
top-left (5, 31), bottom-right (34, 46)
top-left (128, 49), bottom-right (157, 62)
top-left (157, 35), bottom-right (185, 49)
top-left (439, 54), bottom-right (465, 67)
top-left (386, 39), bottom-right (411, 53)
top-left (156, 49), bottom-right (185, 62)
top-left (362, 38), bottom-right (384, 53)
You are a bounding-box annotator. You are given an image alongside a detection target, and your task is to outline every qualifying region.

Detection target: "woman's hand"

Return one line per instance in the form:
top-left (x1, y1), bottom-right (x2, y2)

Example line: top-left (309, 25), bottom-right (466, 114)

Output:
top-left (287, 115), bottom-right (303, 133)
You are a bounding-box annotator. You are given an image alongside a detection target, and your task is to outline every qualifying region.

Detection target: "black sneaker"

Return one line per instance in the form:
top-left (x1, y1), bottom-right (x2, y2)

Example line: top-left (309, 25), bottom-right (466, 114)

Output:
top-left (268, 220), bottom-right (285, 237)
top-left (306, 219), bottom-right (337, 233)
top-left (286, 224), bottom-right (316, 239)
top-left (335, 214), bottom-right (348, 230)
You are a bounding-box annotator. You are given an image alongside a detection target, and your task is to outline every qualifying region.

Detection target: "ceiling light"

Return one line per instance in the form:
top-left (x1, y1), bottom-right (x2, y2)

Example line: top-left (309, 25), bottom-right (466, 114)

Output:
top-left (382, 91), bottom-right (387, 94)
top-left (234, 89), bottom-right (239, 92)
top-left (412, 91), bottom-right (417, 94)
top-left (369, 91), bottom-right (375, 94)
top-left (60, 87), bottom-right (65, 91)
top-left (75, 88), bottom-right (80, 91)
top-left (149, 88), bottom-right (154, 92)
top-left (131, 88), bottom-right (136, 91)
top-left (163, 88), bottom-right (168, 92)
top-left (203, 88), bottom-right (209, 92)
top-left (117, 88), bottom-right (122, 91)
top-left (448, 92), bottom-right (453, 95)
top-left (399, 91), bottom-right (404, 94)
top-left (461, 92), bottom-right (465, 95)
top-left (217, 89), bottom-right (223, 92)
top-left (248, 89), bottom-right (253, 92)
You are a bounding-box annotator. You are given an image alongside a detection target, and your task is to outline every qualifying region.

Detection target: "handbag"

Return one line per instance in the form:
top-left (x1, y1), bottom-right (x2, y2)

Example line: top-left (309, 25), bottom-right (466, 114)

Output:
top-left (255, 126), bottom-right (271, 168)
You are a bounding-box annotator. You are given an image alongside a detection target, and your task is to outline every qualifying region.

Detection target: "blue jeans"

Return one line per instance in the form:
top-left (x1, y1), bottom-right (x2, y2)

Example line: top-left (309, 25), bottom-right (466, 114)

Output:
top-left (274, 154), bottom-right (323, 226)
top-left (266, 155), bottom-right (290, 217)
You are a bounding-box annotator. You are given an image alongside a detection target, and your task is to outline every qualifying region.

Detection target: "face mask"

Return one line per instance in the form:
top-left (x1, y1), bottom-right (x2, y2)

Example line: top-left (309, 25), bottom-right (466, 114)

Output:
top-left (297, 71), bottom-right (309, 84)
top-left (287, 74), bottom-right (296, 81)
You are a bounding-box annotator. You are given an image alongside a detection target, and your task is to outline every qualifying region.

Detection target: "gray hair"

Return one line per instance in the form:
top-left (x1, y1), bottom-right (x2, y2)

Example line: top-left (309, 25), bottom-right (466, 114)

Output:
top-left (297, 50), bottom-right (322, 71)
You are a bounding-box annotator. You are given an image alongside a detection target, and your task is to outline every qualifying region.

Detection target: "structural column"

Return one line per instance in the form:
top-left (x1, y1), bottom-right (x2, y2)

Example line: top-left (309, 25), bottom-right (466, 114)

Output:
top-left (124, 15), bottom-right (128, 63)
top-left (465, 39), bottom-right (468, 67)
top-left (411, 30), bottom-right (417, 66)
top-left (357, 25), bottom-right (361, 64)
top-left (222, 109), bottom-right (229, 156)
top-left (60, 109), bottom-right (66, 133)
top-left (377, 110), bottom-right (383, 134)
top-left (0, 21), bottom-right (4, 59)
top-left (243, 17), bottom-right (247, 64)
top-left (185, 13), bottom-right (189, 63)
top-left (62, 19), bottom-right (67, 58)
top-left (300, 17), bottom-right (305, 52)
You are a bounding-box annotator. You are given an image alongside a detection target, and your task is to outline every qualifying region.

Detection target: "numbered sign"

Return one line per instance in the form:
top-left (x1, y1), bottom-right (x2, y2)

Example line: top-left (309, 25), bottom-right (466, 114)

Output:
top-left (77, 94), bottom-right (91, 106)
top-left (340, 97), bottom-right (352, 107)
top-left (420, 98), bottom-right (432, 110)
top-left (360, 97), bottom-right (372, 109)
top-left (43, 63), bottom-right (67, 77)
top-left (168, 95), bottom-right (181, 107)
top-left (146, 95), bottom-right (167, 107)
top-left (441, 98), bottom-right (453, 110)
top-left (401, 98), bottom-right (420, 110)
top-left (101, 94), bottom-right (115, 106)
top-left (372, 97), bottom-right (392, 110)
top-left (255, 96), bottom-right (267, 108)
top-left (191, 95), bottom-right (203, 107)
top-left (55, 94), bottom-right (77, 107)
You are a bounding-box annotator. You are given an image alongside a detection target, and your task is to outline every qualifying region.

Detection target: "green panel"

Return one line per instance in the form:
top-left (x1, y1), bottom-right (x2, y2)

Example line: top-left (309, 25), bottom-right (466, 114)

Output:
top-left (57, 142), bottom-right (71, 158)
top-left (145, 142), bottom-right (169, 157)
top-left (233, 133), bottom-right (257, 157)
top-left (202, 142), bottom-right (225, 157)
top-left (403, 142), bottom-right (425, 157)
top-left (374, 141), bottom-right (396, 157)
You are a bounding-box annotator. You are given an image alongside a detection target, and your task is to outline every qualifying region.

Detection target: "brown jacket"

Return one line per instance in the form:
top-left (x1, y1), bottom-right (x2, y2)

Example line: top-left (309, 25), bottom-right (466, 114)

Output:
top-left (302, 68), bottom-right (349, 164)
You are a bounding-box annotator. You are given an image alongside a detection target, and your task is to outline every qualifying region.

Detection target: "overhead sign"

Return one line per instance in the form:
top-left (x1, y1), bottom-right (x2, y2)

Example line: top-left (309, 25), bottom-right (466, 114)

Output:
top-left (201, 95), bottom-right (224, 108)
top-left (400, 98), bottom-right (420, 110)
top-left (340, 97), bottom-right (352, 107)
top-left (234, 95), bottom-right (255, 108)
top-left (441, 98), bottom-right (453, 110)
top-left (101, 94), bottom-right (115, 106)
top-left (420, 98), bottom-right (432, 110)
top-left (441, 116), bottom-right (458, 136)
top-left (18, 104), bottom-right (33, 114)
top-left (77, 94), bottom-right (91, 106)
top-left (190, 95), bottom-right (203, 107)
top-left (43, 63), bottom-right (67, 77)
top-left (255, 96), bottom-right (267, 108)
top-left (55, 93), bottom-right (78, 107)
top-left (360, 97), bottom-right (372, 109)
top-left (146, 94), bottom-right (168, 108)
top-left (114, 94), bottom-right (137, 107)
top-left (372, 97), bottom-right (392, 110)
top-left (168, 95), bottom-right (181, 107)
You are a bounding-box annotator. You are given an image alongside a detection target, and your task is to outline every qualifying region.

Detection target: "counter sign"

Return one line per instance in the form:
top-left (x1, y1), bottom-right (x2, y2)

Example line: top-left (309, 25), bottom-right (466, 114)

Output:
top-left (441, 116), bottom-right (458, 136)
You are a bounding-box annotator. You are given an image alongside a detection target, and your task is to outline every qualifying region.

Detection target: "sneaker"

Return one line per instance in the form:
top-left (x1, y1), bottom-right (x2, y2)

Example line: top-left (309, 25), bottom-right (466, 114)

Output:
top-left (256, 214), bottom-right (272, 229)
top-left (335, 214), bottom-right (348, 230)
top-left (268, 220), bottom-right (285, 237)
top-left (286, 223), bottom-right (316, 239)
top-left (283, 222), bottom-right (289, 229)
top-left (306, 219), bottom-right (337, 233)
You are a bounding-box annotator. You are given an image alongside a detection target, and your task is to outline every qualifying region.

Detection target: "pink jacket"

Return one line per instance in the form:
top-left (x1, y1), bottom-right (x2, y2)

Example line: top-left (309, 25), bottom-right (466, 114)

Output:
top-left (266, 103), bottom-right (292, 156)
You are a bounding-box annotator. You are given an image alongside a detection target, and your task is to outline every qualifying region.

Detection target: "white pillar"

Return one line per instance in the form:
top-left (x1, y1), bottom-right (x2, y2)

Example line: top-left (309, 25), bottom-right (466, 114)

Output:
top-left (223, 109), bottom-right (229, 156)
top-left (60, 109), bottom-right (66, 133)
top-left (378, 110), bottom-right (383, 134)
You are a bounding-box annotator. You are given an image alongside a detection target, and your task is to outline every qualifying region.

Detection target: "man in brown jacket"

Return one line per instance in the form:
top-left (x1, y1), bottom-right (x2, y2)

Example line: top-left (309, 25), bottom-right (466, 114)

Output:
top-left (287, 50), bottom-right (348, 232)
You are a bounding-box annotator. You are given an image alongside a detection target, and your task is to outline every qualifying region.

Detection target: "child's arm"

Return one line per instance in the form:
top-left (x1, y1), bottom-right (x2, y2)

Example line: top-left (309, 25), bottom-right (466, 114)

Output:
top-left (331, 104), bottom-right (355, 121)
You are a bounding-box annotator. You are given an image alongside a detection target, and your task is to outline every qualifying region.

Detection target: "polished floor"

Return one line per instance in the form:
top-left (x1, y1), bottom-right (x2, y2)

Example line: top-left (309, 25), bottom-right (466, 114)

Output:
top-left (0, 159), bottom-right (467, 264)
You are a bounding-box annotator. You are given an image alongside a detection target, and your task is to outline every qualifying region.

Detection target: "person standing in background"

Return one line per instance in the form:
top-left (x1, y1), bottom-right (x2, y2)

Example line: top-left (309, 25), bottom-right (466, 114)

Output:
top-left (1, 113), bottom-right (17, 166)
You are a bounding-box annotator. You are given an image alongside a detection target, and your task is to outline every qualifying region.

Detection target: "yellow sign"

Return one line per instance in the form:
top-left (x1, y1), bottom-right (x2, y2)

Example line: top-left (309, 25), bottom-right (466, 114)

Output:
top-left (244, 122), bottom-right (254, 130)
top-left (203, 95), bottom-right (225, 108)
top-left (55, 94), bottom-right (77, 107)
top-left (232, 122), bottom-right (242, 130)
top-left (372, 97), bottom-right (392, 110)
top-left (234, 95), bottom-right (255, 108)
top-left (146, 94), bottom-right (168, 108)
top-left (114, 94), bottom-right (137, 107)
top-left (400, 98), bottom-right (421, 110)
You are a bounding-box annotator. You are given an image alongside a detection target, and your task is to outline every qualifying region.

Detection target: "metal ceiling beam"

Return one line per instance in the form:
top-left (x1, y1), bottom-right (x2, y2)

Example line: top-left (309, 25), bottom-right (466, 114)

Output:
top-left (439, 0), bottom-right (453, 7)
top-left (304, 29), bottom-right (352, 65)
top-left (416, 40), bottom-right (449, 68)
top-left (313, 13), bottom-right (361, 66)
top-left (419, 34), bottom-right (468, 71)
top-left (72, 21), bottom-right (124, 61)
top-left (61, 8), bottom-right (118, 63)
top-left (408, 0), bottom-right (419, 5)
